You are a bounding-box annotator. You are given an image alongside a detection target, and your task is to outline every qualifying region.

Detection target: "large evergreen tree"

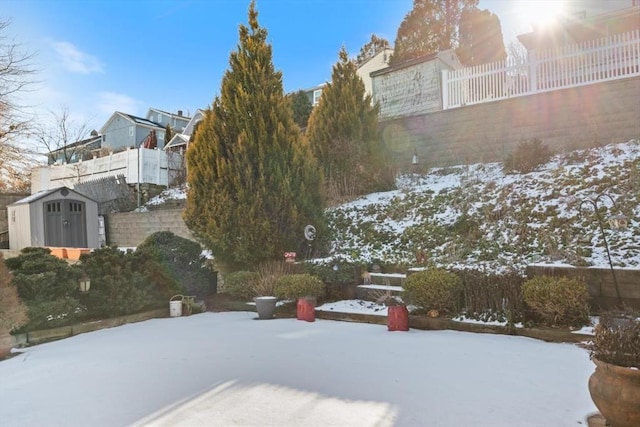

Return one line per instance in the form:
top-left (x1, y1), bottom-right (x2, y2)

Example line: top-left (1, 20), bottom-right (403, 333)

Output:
top-left (390, 0), bottom-right (478, 65)
top-left (286, 90), bottom-right (313, 130)
top-left (457, 7), bottom-right (506, 66)
top-left (356, 34), bottom-right (391, 67)
top-left (184, 1), bottom-right (325, 268)
top-left (306, 47), bottom-right (394, 203)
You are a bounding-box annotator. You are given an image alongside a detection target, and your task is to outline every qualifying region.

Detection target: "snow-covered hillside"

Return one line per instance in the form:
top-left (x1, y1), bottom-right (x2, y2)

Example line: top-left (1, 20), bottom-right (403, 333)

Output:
top-left (147, 139), bottom-right (639, 272)
top-left (327, 140), bottom-right (639, 271)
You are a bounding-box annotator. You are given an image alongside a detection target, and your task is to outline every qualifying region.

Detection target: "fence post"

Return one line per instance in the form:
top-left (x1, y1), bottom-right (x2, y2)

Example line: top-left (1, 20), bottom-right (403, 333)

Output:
top-left (441, 69), bottom-right (449, 110)
top-left (528, 50), bottom-right (538, 92)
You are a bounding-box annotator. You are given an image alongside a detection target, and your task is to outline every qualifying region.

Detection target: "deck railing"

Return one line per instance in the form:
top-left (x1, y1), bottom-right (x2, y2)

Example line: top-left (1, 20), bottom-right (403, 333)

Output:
top-left (32, 148), bottom-right (184, 193)
top-left (442, 30), bottom-right (640, 109)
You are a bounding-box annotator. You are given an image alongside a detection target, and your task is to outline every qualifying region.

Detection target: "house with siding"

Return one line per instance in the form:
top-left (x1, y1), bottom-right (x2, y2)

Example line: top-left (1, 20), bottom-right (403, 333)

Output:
top-left (164, 109), bottom-right (205, 152)
top-left (47, 133), bottom-right (103, 165)
top-left (356, 47), bottom-right (394, 99)
top-left (100, 112), bottom-right (167, 151)
top-left (146, 108), bottom-right (191, 134)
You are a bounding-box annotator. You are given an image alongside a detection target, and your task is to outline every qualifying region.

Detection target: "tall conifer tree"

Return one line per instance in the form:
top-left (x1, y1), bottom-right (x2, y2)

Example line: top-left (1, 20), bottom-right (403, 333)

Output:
top-left (184, 1), bottom-right (325, 268)
top-left (390, 0), bottom-right (478, 65)
top-left (306, 47), bottom-right (394, 202)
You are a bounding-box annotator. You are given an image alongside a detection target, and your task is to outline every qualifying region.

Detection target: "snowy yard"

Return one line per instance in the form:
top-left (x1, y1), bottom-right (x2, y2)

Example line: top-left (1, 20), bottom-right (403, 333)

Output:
top-left (0, 312), bottom-right (597, 426)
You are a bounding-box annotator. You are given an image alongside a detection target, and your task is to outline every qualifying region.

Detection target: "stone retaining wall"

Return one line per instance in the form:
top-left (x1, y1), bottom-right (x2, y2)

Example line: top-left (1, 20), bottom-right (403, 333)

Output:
top-left (382, 77), bottom-right (640, 169)
top-left (105, 209), bottom-right (193, 247)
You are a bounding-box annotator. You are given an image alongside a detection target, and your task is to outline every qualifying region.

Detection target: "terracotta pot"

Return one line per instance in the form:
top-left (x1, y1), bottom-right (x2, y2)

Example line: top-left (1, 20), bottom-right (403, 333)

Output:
top-left (588, 357), bottom-right (640, 427)
top-left (387, 305), bottom-right (409, 331)
top-left (297, 297), bottom-right (316, 322)
top-left (66, 248), bottom-right (90, 260)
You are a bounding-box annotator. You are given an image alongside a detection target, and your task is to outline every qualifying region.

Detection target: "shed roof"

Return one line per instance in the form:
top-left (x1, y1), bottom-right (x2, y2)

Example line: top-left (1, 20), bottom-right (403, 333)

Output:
top-left (8, 187), bottom-right (97, 206)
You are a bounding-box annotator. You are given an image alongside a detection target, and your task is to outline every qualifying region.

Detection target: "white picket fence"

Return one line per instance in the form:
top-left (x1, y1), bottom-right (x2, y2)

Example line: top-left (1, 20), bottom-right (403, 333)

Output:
top-left (32, 148), bottom-right (184, 193)
top-left (442, 30), bottom-right (640, 109)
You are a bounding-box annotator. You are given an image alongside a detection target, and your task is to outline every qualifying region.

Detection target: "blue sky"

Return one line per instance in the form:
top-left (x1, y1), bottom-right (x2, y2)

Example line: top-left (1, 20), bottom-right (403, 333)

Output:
top-left (3, 0), bottom-right (562, 132)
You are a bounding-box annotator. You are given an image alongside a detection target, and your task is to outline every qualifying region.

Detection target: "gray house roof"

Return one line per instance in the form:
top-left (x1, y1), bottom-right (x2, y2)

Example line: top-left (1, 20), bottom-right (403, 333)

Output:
top-left (99, 111), bottom-right (164, 134)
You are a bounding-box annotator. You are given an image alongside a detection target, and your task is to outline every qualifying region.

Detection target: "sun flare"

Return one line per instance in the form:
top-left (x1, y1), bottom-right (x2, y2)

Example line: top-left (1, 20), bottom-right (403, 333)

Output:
top-left (517, 0), bottom-right (566, 30)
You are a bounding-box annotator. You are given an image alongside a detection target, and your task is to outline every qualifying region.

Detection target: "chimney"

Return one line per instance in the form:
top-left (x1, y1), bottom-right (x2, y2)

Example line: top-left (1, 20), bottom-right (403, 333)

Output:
top-left (177, 110), bottom-right (183, 117)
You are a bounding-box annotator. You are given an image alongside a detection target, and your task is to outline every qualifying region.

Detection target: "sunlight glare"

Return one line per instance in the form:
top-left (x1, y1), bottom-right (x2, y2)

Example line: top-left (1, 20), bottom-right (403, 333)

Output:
top-left (517, 0), bottom-right (566, 30)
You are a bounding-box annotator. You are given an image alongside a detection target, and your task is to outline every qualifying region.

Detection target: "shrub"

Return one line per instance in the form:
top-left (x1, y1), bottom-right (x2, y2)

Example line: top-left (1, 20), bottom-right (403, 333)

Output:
top-left (402, 269), bottom-right (460, 313)
top-left (5, 247), bottom-right (80, 301)
top-left (224, 271), bottom-right (259, 301)
top-left (455, 269), bottom-right (525, 323)
top-left (24, 297), bottom-right (85, 330)
top-left (503, 138), bottom-right (552, 173)
top-left (303, 260), bottom-right (363, 286)
top-left (274, 274), bottom-right (325, 301)
top-left (79, 247), bottom-right (158, 317)
top-left (590, 308), bottom-right (640, 368)
top-left (254, 260), bottom-right (293, 297)
top-left (136, 231), bottom-right (214, 298)
top-left (0, 253), bottom-right (28, 334)
top-left (521, 275), bottom-right (589, 327)
top-left (5, 248), bottom-right (82, 330)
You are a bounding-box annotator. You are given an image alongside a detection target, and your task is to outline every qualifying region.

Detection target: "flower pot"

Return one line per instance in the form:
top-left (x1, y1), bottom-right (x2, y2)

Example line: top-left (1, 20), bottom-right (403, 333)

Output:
top-left (589, 357), bottom-right (640, 427)
top-left (47, 247), bottom-right (67, 259)
top-left (387, 305), bottom-right (409, 331)
top-left (297, 297), bottom-right (316, 322)
top-left (66, 248), bottom-right (90, 260)
top-left (254, 296), bottom-right (277, 320)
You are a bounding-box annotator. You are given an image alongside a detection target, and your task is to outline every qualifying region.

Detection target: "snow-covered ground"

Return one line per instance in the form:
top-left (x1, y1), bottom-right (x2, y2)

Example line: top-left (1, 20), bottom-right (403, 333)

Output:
top-left (0, 312), bottom-right (597, 427)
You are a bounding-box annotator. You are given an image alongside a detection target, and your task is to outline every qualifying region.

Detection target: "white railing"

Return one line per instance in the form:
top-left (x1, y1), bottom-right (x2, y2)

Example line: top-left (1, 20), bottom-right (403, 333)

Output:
top-left (32, 148), bottom-right (184, 193)
top-left (443, 30), bottom-right (640, 109)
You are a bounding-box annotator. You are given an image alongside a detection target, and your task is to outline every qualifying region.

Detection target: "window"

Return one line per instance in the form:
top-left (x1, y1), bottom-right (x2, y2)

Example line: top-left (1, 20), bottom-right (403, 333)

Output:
top-left (158, 114), bottom-right (162, 123)
top-left (158, 131), bottom-right (165, 142)
top-left (313, 89), bottom-right (322, 106)
top-left (129, 127), bottom-right (134, 137)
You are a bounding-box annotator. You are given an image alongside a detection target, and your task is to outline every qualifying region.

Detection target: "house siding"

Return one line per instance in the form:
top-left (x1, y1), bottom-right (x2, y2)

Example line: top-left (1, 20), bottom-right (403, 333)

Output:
top-left (356, 48), bottom-right (393, 98)
top-left (103, 116), bottom-right (136, 150)
top-left (148, 110), bottom-right (190, 133)
top-left (372, 59), bottom-right (447, 120)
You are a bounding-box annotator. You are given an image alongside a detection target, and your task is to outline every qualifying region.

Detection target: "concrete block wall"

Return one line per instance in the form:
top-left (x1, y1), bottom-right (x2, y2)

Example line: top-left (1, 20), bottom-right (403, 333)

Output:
top-left (105, 209), bottom-right (194, 248)
top-left (381, 76), bottom-right (640, 169)
top-left (526, 264), bottom-right (640, 310)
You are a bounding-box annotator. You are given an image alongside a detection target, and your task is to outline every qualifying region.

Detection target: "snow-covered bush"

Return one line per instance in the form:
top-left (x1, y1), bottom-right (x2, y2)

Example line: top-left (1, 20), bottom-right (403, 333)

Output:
top-left (522, 275), bottom-right (589, 327)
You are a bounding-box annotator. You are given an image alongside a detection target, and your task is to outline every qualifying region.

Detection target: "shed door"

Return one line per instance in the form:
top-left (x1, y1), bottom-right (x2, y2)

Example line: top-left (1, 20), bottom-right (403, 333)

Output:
top-left (44, 199), bottom-right (87, 247)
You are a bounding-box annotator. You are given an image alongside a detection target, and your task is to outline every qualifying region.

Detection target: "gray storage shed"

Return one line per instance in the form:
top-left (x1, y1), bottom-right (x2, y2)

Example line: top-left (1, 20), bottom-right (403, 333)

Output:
top-left (7, 187), bottom-right (99, 251)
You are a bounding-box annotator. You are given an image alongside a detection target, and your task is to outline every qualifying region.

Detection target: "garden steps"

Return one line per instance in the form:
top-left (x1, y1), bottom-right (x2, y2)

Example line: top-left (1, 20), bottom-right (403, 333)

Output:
top-left (357, 272), bottom-right (406, 300)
